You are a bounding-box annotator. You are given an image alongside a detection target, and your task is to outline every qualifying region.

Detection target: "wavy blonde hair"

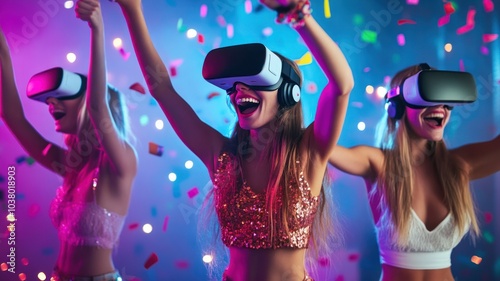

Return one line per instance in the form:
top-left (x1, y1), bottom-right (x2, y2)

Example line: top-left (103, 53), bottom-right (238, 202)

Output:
top-left (373, 65), bottom-right (479, 245)
top-left (63, 82), bottom-right (133, 190)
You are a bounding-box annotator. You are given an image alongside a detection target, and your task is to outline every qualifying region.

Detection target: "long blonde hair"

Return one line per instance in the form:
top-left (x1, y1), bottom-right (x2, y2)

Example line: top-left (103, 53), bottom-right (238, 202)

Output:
top-left (373, 65), bottom-right (479, 245)
top-left (63, 82), bottom-right (133, 190)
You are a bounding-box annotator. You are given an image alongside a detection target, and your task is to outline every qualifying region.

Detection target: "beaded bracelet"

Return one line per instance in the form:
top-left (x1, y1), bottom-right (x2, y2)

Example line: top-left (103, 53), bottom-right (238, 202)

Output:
top-left (276, 0), bottom-right (312, 29)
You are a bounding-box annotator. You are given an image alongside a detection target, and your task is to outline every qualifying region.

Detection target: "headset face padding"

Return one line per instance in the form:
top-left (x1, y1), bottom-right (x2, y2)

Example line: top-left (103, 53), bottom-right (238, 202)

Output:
top-left (278, 81), bottom-right (301, 107)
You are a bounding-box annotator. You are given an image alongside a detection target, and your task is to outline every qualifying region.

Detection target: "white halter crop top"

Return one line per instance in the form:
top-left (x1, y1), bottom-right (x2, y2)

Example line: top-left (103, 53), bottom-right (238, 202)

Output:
top-left (375, 208), bottom-right (469, 270)
top-left (49, 166), bottom-right (126, 249)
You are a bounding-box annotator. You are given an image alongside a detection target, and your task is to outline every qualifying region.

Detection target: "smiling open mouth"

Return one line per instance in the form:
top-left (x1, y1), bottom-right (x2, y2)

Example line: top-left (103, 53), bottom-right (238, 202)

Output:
top-left (236, 97), bottom-right (260, 115)
top-left (52, 112), bottom-right (66, 121)
top-left (423, 115), bottom-right (444, 127)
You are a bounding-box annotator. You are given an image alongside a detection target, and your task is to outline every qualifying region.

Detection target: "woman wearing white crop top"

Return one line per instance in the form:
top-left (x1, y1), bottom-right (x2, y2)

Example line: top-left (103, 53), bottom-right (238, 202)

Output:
top-left (0, 0), bottom-right (136, 280)
top-left (328, 64), bottom-right (500, 281)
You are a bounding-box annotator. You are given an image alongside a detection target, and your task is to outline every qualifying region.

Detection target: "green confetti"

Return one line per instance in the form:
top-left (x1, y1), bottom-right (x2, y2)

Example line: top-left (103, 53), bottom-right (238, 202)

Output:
top-left (361, 30), bottom-right (377, 44)
top-left (353, 14), bottom-right (364, 26)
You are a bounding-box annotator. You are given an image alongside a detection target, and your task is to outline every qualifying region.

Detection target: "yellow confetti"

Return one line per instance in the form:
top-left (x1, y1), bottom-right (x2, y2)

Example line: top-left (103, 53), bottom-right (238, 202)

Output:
top-left (471, 255), bottom-right (482, 265)
top-left (295, 52), bottom-right (313, 66)
top-left (324, 0), bottom-right (331, 18)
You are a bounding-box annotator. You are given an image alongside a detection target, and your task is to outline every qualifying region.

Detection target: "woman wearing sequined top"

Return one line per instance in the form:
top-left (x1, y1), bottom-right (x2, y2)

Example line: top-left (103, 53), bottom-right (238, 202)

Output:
top-left (114, 0), bottom-right (353, 280)
top-left (0, 1), bottom-right (136, 280)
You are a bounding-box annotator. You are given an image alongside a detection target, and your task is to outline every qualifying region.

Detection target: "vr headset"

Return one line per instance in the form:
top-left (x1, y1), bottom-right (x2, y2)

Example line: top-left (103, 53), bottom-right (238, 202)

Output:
top-left (27, 67), bottom-right (87, 102)
top-left (202, 43), bottom-right (301, 107)
top-left (386, 63), bottom-right (477, 119)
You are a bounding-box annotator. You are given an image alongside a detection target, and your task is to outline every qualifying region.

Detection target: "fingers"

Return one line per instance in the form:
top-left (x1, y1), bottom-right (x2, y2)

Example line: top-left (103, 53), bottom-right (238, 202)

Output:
top-left (75, 0), bottom-right (100, 21)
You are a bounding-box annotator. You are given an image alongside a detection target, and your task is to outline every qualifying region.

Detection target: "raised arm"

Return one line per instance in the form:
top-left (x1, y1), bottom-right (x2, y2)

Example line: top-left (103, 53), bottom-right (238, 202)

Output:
top-left (451, 135), bottom-right (500, 180)
top-left (76, 0), bottom-right (136, 177)
top-left (262, 0), bottom-right (354, 162)
top-left (0, 28), bottom-right (65, 175)
top-left (114, 0), bottom-right (226, 173)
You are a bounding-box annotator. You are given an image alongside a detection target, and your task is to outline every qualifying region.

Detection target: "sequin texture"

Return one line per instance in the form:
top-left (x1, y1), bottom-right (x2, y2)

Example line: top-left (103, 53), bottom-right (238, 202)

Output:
top-left (214, 152), bottom-right (319, 249)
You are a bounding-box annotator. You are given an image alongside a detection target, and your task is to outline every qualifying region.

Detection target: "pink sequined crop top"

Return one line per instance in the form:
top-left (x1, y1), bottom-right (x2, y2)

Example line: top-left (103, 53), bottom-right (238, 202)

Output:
top-left (49, 168), bottom-right (126, 249)
top-left (213, 152), bottom-right (319, 249)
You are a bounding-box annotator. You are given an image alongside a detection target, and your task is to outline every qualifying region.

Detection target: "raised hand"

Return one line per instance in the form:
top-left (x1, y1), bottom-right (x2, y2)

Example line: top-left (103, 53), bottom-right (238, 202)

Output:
top-left (75, 0), bottom-right (103, 30)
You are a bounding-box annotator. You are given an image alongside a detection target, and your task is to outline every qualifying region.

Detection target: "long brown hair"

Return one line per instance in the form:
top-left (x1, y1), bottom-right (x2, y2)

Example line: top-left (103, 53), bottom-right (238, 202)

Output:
top-left (374, 65), bottom-right (479, 245)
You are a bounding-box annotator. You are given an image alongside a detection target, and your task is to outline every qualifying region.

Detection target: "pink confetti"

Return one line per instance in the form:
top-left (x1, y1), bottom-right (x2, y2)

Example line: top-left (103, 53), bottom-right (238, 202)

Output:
top-left (175, 260), bottom-right (190, 269)
top-left (444, 2), bottom-right (455, 14)
top-left (216, 15), bottom-right (226, 27)
top-left (227, 24), bottom-right (234, 39)
top-left (397, 34), bottom-right (405, 46)
top-left (483, 34), bottom-right (498, 43)
top-left (187, 187), bottom-right (199, 199)
top-left (198, 34), bottom-right (205, 44)
top-left (334, 275), bottom-right (345, 281)
top-left (200, 4), bottom-right (208, 18)
top-left (459, 59), bottom-right (465, 72)
top-left (457, 8), bottom-right (476, 34)
top-left (481, 46), bottom-right (490, 55)
top-left (128, 223), bottom-right (139, 230)
top-left (162, 216), bottom-right (169, 232)
top-left (363, 67), bottom-right (371, 72)
top-left (407, 0), bottom-right (419, 4)
top-left (397, 19), bottom-right (416, 25)
top-left (485, 212), bottom-right (493, 224)
top-left (262, 27), bottom-right (273, 37)
top-left (438, 15), bottom-right (450, 27)
top-left (245, 0), bottom-right (252, 14)
top-left (119, 47), bottom-right (130, 60)
top-left (144, 253), bottom-right (159, 269)
top-left (129, 82), bottom-right (146, 95)
top-left (484, 0), bottom-right (494, 12)
top-left (170, 66), bottom-right (177, 77)
top-left (21, 258), bottom-right (29, 266)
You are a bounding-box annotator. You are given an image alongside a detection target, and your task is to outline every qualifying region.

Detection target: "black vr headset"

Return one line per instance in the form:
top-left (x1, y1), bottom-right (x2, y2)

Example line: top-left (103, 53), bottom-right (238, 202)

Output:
top-left (386, 63), bottom-right (477, 120)
top-left (27, 67), bottom-right (87, 103)
top-left (202, 43), bottom-right (301, 107)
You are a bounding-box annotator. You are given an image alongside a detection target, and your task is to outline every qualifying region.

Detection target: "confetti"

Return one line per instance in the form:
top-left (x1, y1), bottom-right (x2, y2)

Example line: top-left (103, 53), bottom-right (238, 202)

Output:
top-left (480, 46), bottom-right (489, 55)
top-left (262, 27), bottom-right (273, 37)
top-left (148, 142), bottom-right (164, 157)
top-left (227, 24), bottom-right (234, 39)
top-left (361, 30), bottom-right (377, 43)
top-left (483, 34), bottom-right (498, 43)
top-left (295, 51), bottom-right (312, 66)
top-left (162, 216), bottom-right (169, 232)
top-left (483, 0), bottom-right (494, 12)
top-left (170, 66), bottom-right (177, 77)
top-left (200, 4), bottom-right (208, 18)
top-left (398, 19), bottom-right (416, 25)
top-left (26, 157), bottom-right (35, 165)
top-left (438, 15), bottom-right (450, 27)
top-left (129, 82), bottom-right (146, 95)
top-left (334, 275), bottom-right (344, 281)
top-left (245, 0), bottom-right (252, 14)
top-left (144, 253), bottom-right (159, 269)
top-left (207, 92), bottom-right (220, 100)
top-left (177, 18), bottom-right (187, 33)
top-left (128, 223), bottom-right (139, 230)
top-left (324, 0), bottom-right (331, 18)
top-left (187, 187), bottom-right (199, 199)
top-left (216, 15), bottom-right (226, 27)
top-left (444, 2), bottom-right (455, 15)
top-left (197, 34), bottom-right (205, 44)
top-left (21, 258), bottom-right (28, 266)
top-left (407, 0), bottom-right (419, 4)
top-left (397, 34), bottom-right (405, 46)
top-left (348, 253), bottom-right (360, 262)
top-left (471, 255), bottom-right (482, 265)
top-left (318, 257), bottom-right (330, 267)
top-left (119, 47), bottom-right (130, 60)
top-left (457, 8), bottom-right (476, 35)
top-left (306, 82), bottom-right (317, 94)
top-left (15, 156), bottom-right (27, 164)
top-left (28, 204), bottom-right (40, 217)
top-left (459, 59), bottom-right (465, 71)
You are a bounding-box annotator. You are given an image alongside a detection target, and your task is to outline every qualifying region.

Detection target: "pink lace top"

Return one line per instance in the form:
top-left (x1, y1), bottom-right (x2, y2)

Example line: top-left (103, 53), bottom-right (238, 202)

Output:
top-left (49, 168), bottom-right (126, 249)
top-left (214, 152), bottom-right (319, 249)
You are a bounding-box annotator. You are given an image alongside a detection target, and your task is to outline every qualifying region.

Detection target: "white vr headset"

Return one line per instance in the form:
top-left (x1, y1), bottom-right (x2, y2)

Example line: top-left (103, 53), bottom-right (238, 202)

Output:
top-left (27, 67), bottom-right (86, 102)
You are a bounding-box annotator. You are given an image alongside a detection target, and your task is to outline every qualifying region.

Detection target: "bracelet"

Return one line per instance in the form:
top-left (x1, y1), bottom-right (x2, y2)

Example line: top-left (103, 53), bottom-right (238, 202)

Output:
top-left (276, 0), bottom-right (312, 28)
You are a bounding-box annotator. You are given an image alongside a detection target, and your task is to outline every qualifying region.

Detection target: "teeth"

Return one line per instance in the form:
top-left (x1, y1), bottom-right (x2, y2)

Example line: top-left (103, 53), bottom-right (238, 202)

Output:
top-left (424, 113), bottom-right (444, 118)
top-left (236, 97), bottom-right (260, 105)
